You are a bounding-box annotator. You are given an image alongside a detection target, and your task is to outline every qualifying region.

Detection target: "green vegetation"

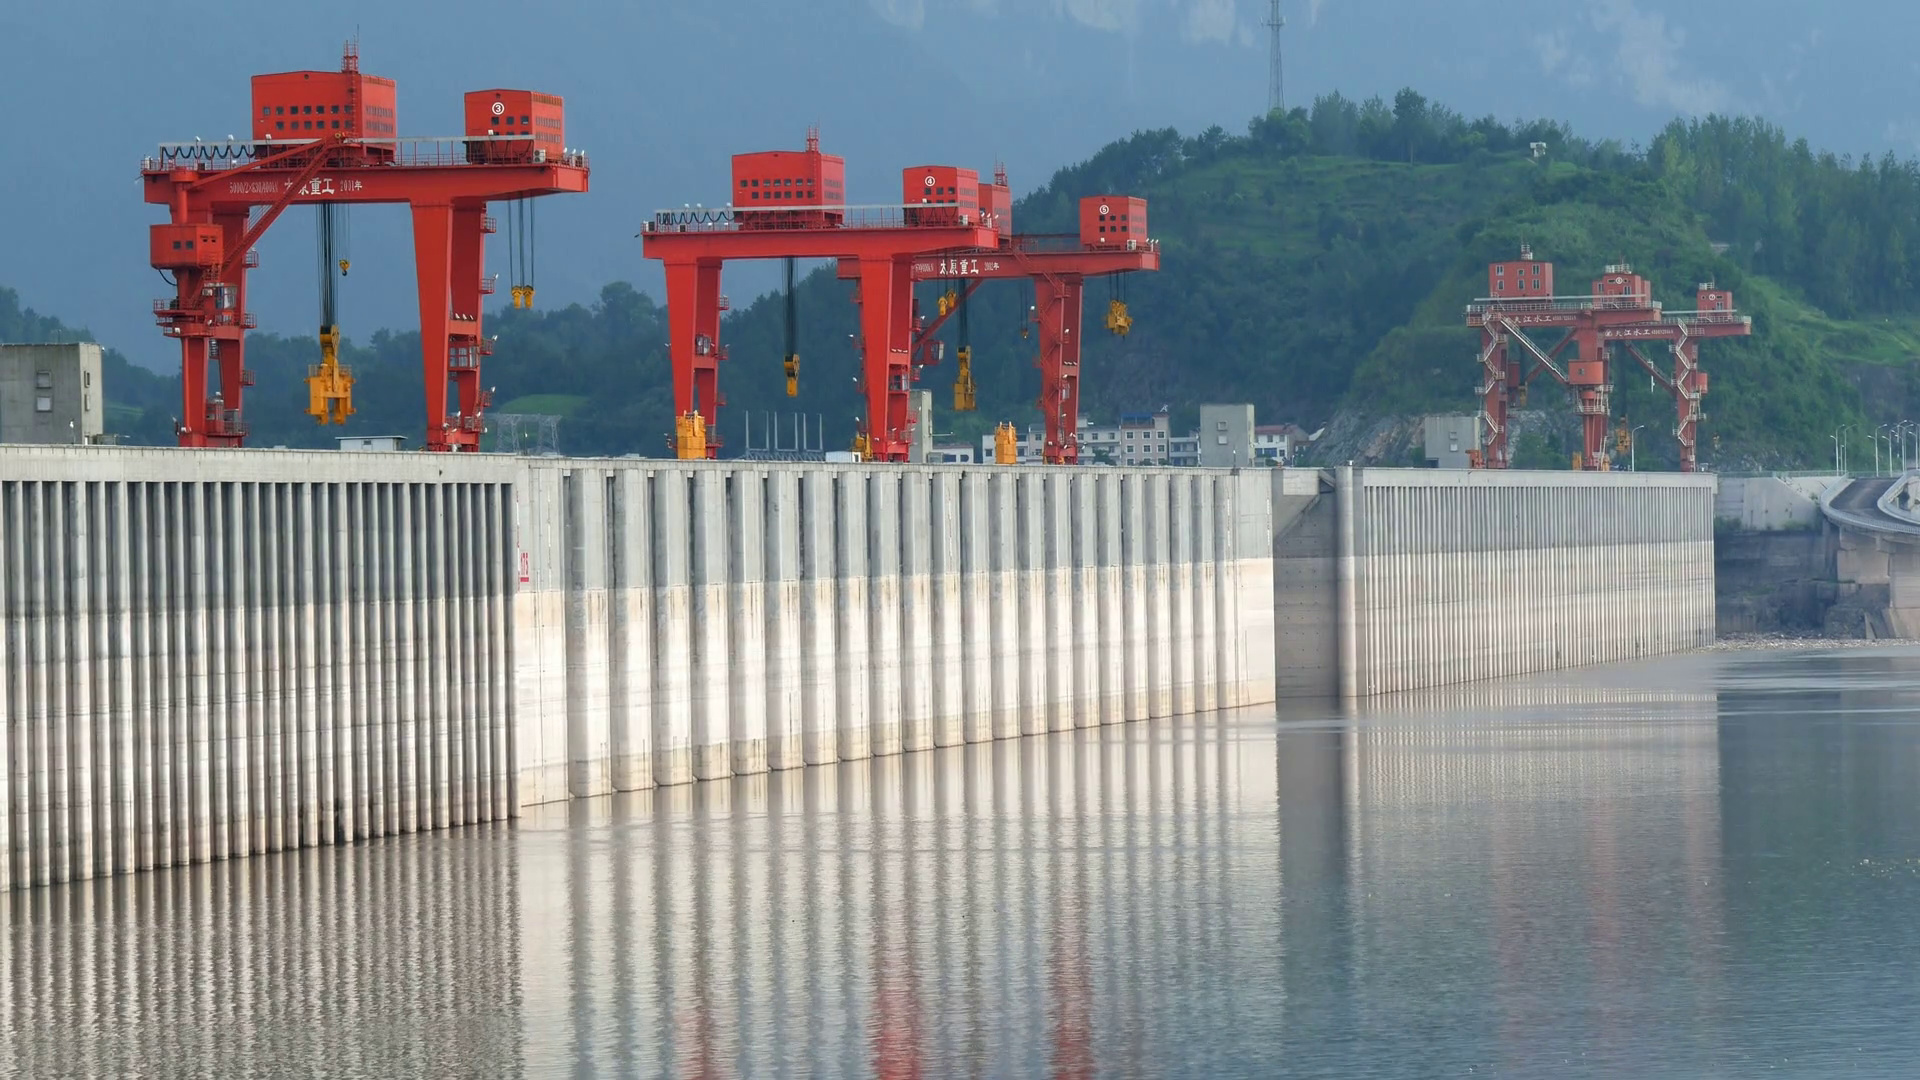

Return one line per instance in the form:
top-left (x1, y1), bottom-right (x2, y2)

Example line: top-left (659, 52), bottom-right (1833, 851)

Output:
top-left (493, 393), bottom-right (591, 417)
top-left (8, 90), bottom-right (1920, 467)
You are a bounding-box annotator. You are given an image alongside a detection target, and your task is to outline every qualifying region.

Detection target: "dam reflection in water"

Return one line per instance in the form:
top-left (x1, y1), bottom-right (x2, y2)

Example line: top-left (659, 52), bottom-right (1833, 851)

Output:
top-left (7, 650), bottom-right (1920, 1077)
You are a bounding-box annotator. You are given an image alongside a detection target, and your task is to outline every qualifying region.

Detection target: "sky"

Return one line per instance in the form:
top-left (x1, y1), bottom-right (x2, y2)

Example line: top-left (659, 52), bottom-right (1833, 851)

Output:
top-left (3, 0), bottom-right (1916, 368)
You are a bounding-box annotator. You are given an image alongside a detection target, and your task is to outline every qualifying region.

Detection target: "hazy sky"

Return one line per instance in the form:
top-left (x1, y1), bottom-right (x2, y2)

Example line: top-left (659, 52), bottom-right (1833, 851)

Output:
top-left (4, 0), bottom-right (1914, 366)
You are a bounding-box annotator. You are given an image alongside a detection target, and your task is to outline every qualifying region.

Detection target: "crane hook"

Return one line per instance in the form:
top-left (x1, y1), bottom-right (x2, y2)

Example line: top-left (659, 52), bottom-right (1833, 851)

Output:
top-left (338, 259), bottom-right (350, 277)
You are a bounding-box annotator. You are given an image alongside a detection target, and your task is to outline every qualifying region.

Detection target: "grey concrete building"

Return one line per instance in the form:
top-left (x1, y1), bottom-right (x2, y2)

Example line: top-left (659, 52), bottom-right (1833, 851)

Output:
top-left (0, 343), bottom-right (104, 445)
top-left (1198, 403), bottom-right (1255, 468)
top-left (1423, 414), bottom-right (1481, 468)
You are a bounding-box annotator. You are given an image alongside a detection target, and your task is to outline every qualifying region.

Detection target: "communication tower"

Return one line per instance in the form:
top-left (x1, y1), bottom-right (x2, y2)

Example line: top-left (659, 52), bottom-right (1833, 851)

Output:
top-left (1265, 1), bottom-right (1287, 113)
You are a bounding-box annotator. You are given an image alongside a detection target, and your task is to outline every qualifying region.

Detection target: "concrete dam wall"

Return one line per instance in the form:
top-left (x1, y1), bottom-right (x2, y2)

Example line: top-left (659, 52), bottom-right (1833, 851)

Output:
top-left (510, 461), bottom-right (1277, 803)
top-left (0, 449), bottom-right (514, 890)
top-left (0, 448), bottom-right (1713, 889)
top-left (1275, 467), bottom-right (1717, 698)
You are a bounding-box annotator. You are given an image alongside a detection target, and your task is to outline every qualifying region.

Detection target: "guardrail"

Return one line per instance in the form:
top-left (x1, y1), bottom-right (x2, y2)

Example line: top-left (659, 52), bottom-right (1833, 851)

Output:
top-left (1877, 471), bottom-right (1920, 526)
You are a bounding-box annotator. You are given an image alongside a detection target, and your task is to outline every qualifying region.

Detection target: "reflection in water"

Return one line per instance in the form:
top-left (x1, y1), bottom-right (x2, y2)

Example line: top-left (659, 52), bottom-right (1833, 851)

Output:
top-left (523, 716), bottom-right (1283, 1078)
top-left (7, 649), bottom-right (1920, 1077)
top-left (0, 825), bottom-right (522, 1079)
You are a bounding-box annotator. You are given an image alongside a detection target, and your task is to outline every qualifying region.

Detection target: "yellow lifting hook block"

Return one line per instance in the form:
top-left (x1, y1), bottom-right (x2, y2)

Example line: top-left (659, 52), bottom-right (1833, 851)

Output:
top-left (785, 353), bottom-right (800, 398)
top-left (674, 411), bottom-right (708, 460)
top-left (1105, 298), bottom-right (1133, 336)
top-left (994, 421), bottom-right (1018, 465)
top-left (937, 289), bottom-right (959, 318)
top-left (952, 346), bottom-right (976, 412)
top-left (305, 325), bottom-right (356, 425)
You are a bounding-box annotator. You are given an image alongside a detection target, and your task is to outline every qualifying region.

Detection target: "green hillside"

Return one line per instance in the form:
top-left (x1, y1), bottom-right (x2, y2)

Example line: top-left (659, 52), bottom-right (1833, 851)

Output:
top-left (9, 91), bottom-right (1920, 468)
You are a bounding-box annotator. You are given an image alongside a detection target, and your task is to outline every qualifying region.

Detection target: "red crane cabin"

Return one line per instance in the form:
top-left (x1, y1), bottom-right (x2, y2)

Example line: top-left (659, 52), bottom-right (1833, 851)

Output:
top-left (463, 89), bottom-right (564, 164)
top-left (979, 173), bottom-right (1012, 235)
top-left (1488, 257), bottom-right (1553, 298)
top-left (252, 66), bottom-right (398, 159)
top-left (904, 166), bottom-right (980, 226)
top-left (1080, 196), bottom-right (1147, 247)
top-left (733, 144), bottom-right (847, 227)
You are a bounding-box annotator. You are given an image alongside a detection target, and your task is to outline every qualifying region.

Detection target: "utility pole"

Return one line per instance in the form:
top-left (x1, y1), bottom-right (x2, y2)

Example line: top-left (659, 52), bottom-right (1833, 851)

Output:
top-left (1266, 0), bottom-right (1286, 113)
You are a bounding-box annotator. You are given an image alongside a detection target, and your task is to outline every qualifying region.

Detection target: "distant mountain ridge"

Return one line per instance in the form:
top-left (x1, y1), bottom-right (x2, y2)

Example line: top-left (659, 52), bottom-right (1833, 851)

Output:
top-left (4, 0), bottom-right (1917, 362)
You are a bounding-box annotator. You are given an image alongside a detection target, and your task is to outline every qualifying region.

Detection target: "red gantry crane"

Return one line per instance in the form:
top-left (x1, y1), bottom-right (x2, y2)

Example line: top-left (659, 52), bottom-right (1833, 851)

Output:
top-left (143, 43), bottom-right (589, 451)
top-left (847, 174), bottom-right (1160, 464)
top-left (1465, 247), bottom-right (1750, 472)
top-left (640, 133), bottom-right (1002, 461)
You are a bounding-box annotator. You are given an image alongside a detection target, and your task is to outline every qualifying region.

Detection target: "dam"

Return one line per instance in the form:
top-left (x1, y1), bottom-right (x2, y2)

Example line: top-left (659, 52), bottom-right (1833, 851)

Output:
top-left (0, 446), bottom-right (1715, 889)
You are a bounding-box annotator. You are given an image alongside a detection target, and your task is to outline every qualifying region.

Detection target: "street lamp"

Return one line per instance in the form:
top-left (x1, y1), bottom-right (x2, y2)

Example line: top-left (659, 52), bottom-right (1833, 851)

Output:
top-left (1876, 424), bottom-right (1889, 476)
top-left (1631, 424), bottom-right (1646, 472)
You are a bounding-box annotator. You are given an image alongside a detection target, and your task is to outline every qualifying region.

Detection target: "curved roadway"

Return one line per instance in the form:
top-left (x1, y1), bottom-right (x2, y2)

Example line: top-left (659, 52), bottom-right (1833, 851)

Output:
top-left (1821, 475), bottom-right (1920, 538)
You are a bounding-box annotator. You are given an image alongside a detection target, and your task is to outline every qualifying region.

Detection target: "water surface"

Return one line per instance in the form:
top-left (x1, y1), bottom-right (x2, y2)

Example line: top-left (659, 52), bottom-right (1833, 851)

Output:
top-left (6, 647), bottom-right (1920, 1078)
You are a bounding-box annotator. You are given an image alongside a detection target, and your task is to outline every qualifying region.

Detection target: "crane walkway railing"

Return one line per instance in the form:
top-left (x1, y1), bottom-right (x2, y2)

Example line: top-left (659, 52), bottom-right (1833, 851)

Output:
top-left (642, 204), bottom-right (1005, 233)
top-left (144, 136), bottom-right (589, 172)
top-left (1465, 296), bottom-right (1668, 317)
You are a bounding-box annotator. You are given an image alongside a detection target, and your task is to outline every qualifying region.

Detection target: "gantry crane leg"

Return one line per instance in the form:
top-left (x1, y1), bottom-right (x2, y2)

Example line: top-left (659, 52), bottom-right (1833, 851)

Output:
top-left (449, 203), bottom-right (489, 444)
top-left (1674, 339), bottom-right (1703, 473)
top-left (408, 200), bottom-right (494, 452)
top-left (663, 258), bottom-right (725, 458)
top-left (215, 209), bottom-right (253, 438)
top-left (1474, 329), bottom-right (1507, 469)
top-left (1034, 273), bottom-right (1085, 464)
top-left (854, 256), bottom-right (915, 462)
top-left (413, 201), bottom-right (459, 452)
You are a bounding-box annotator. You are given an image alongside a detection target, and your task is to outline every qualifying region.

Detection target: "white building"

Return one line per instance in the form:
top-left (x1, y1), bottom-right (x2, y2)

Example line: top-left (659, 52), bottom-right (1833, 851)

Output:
top-left (989, 408), bottom-right (1174, 465)
top-left (1169, 433), bottom-right (1201, 467)
top-left (972, 406), bottom-right (1318, 468)
top-left (337, 435), bottom-right (408, 452)
top-left (1254, 424), bottom-right (1309, 465)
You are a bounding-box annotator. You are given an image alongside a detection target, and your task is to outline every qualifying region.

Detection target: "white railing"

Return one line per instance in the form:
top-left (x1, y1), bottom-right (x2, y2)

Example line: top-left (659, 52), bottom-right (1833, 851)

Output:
top-left (1662, 311), bottom-right (1751, 326)
top-left (1466, 295), bottom-right (1667, 315)
top-left (146, 135), bottom-right (589, 171)
top-left (643, 203), bottom-right (1004, 233)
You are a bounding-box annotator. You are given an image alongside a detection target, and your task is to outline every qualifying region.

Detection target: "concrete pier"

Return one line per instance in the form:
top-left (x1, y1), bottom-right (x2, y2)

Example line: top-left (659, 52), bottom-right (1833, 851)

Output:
top-left (0, 449), bottom-right (1717, 890)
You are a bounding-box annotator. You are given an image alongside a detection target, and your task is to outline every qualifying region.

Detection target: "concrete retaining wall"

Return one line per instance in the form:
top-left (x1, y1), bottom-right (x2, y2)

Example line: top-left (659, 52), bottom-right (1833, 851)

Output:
top-left (0, 448), bottom-right (514, 890)
top-left (1715, 475), bottom-right (1833, 532)
top-left (510, 461), bottom-right (1276, 804)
